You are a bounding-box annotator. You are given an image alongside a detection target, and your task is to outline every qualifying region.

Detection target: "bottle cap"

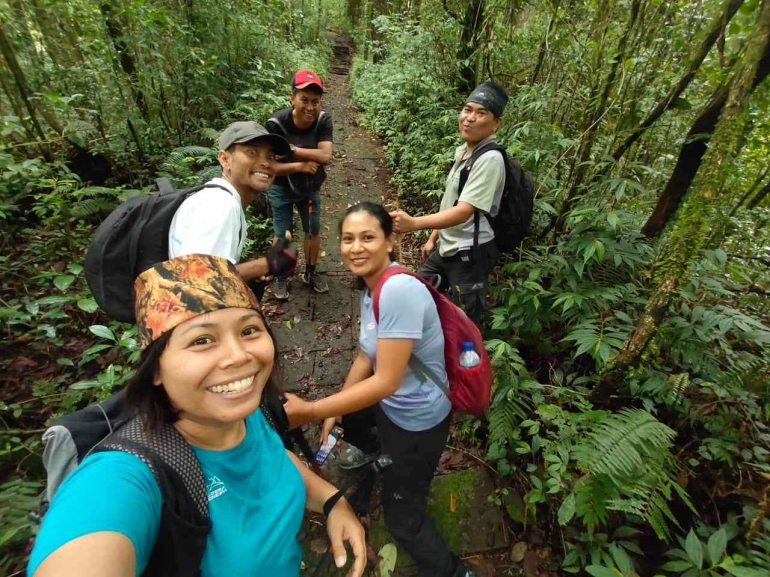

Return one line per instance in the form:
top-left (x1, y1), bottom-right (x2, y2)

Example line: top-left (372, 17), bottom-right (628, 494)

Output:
top-left (462, 341), bottom-right (474, 352)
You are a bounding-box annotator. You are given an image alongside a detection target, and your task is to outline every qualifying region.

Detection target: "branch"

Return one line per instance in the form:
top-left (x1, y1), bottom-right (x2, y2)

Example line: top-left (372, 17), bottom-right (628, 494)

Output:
top-left (441, 0), bottom-right (460, 21)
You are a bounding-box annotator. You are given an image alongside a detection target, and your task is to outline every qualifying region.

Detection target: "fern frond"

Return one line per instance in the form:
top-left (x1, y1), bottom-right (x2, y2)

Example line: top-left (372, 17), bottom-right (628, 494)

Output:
top-left (165, 146), bottom-right (216, 168)
top-left (580, 408), bottom-right (676, 481)
top-left (195, 165), bottom-right (223, 182)
top-left (71, 199), bottom-right (117, 218)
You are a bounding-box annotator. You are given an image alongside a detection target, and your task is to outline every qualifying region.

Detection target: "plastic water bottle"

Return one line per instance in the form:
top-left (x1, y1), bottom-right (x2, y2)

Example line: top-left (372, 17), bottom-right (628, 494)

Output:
top-left (459, 341), bottom-right (481, 368)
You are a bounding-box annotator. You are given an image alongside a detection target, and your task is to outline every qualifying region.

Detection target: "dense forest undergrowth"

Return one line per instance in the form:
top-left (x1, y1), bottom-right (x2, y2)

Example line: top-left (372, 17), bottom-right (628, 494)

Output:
top-left (1, 0), bottom-right (769, 576)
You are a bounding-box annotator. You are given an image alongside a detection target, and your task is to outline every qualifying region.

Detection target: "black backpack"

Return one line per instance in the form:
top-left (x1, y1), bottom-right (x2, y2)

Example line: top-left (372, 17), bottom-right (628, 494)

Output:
top-left (458, 142), bottom-right (534, 254)
top-left (35, 388), bottom-right (309, 576)
top-left (266, 111), bottom-right (327, 196)
top-left (84, 178), bottom-right (231, 323)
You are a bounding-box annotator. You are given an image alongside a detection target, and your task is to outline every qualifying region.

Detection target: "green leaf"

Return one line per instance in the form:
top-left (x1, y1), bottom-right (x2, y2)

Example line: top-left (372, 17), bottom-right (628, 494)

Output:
top-left (69, 379), bottom-right (102, 390)
top-left (685, 530), bottom-right (703, 569)
top-left (77, 298), bottom-right (99, 313)
top-left (53, 275), bottom-right (76, 291)
top-left (378, 543), bottom-right (397, 577)
top-left (586, 566), bottom-right (622, 577)
top-left (660, 560), bottom-right (693, 571)
top-left (707, 528), bottom-right (726, 564)
top-left (558, 493), bottom-right (575, 525)
top-left (89, 325), bottom-right (116, 341)
top-left (722, 565), bottom-right (767, 577)
top-left (35, 296), bottom-right (73, 306)
top-left (609, 544), bottom-right (633, 577)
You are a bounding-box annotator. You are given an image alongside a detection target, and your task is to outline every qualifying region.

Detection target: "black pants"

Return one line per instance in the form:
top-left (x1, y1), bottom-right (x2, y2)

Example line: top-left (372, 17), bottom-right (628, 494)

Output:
top-left (418, 240), bottom-right (498, 326)
top-left (342, 406), bottom-right (466, 577)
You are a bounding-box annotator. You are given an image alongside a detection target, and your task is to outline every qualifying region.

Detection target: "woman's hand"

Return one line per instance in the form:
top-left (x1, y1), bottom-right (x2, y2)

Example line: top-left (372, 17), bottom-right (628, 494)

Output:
top-left (321, 416), bottom-right (342, 444)
top-left (282, 393), bottom-right (314, 430)
top-left (326, 498), bottom-right (366, 577)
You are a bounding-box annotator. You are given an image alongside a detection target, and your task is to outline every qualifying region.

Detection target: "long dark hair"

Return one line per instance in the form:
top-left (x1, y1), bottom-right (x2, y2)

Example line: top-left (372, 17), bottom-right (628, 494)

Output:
top-left (125, 313), bottom-right (283, 435)
top-left (339, 202), bottom-right (395, 290)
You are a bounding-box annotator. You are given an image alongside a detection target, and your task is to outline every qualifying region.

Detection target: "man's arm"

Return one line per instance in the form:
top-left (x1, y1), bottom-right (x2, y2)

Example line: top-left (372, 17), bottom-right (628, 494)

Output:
top-left (391, 201), bottom-right (475, 233)
top-left (235, 258), bottom-right (270, 282)
top-left (292, 141), bottom-right (332, 165)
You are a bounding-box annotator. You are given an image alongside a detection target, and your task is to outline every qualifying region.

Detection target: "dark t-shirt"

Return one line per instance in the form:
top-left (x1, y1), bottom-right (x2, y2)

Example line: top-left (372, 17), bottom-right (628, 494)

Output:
top-left (266, 108), bottom-right (333, 199)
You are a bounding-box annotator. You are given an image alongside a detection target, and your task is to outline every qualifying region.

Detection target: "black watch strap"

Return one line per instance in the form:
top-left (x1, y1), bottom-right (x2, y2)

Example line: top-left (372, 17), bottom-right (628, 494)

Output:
top-left (323, 490), bottom-right (344, 516)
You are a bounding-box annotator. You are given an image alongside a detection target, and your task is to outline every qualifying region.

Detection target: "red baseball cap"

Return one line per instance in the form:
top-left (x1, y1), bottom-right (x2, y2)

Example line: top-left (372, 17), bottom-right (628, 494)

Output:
top-left (292, 69), bottom-right (325, 93)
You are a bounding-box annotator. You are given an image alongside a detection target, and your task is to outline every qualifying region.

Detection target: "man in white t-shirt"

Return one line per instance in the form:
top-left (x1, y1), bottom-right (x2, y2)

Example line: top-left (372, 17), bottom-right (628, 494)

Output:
top-left (169, 121), bottom-right (297, 297)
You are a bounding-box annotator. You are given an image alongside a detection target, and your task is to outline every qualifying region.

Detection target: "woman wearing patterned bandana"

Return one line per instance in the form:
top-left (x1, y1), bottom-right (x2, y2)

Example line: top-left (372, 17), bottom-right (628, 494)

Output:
top-left (29, 254), bottom-right (365, 577)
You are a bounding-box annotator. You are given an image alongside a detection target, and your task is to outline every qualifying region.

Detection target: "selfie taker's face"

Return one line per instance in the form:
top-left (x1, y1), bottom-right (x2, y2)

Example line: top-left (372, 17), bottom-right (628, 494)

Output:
top-left (155, 308), bottom-right (274, 426)
top-left (340, 211), bottom-right (393, 279)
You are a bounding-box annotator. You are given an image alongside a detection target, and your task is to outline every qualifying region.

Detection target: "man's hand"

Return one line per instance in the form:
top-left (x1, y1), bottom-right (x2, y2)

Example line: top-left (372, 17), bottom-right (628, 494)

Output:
top-left (326, 498), bottom-right (366, 577)
top-left (389, 210), bottom-right (417, 233)
top-left (266, 238), bottom-right (297, 278)
top-left (282, 393), bottom-right (315, 430)
top-left (421, 237), bottom-right (437, 260)
top-left (300, 161), bottom-right (320, 174)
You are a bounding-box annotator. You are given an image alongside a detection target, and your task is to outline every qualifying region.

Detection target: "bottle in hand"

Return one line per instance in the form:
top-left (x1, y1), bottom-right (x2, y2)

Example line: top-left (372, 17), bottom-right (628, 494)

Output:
top-left (315, 426), bottom-right (343, 466)
top-left (459, 341), bottom-right (481, 368)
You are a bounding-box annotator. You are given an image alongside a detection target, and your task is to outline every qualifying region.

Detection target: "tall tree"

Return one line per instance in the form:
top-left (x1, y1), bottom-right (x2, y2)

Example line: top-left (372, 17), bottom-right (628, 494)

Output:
top-left (597, 0), bottom-right (770, 395)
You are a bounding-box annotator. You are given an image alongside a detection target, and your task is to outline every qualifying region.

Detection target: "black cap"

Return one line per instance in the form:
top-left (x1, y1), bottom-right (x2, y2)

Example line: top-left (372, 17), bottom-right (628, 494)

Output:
top-left (218, 121), bottom-right (291, 155)
top-left (465, 81), bottom-right (509, 118)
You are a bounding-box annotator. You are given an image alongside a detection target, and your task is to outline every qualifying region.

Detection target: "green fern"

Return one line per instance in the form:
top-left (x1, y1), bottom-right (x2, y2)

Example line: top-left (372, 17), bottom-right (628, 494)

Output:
top-left (488, 372), bottom-right (532, 446)
top-left (164, 145), bottom-right (216, 168)
top-left (572, 409), bottom-right (691, 541)
top-left (71, 199), bottom-right (117, 219)
top-left (196, 165), bottom-right (223, 182)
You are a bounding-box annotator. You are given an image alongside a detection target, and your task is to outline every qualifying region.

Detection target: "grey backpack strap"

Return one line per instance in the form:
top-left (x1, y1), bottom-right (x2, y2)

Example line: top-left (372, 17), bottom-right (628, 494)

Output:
top-left (266, 116), bottom-right (287, 135)
top-left (99, 416), bottom-right (209, 519)
top-left (408, 355), bottom-right (450, 397)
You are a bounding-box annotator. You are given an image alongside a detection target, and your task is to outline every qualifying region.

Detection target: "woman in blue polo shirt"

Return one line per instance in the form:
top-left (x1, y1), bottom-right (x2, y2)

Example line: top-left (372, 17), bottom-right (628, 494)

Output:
top-left (29, 254), bottom-right (365, 577)
top-left (284, 203), bottom-right (469, 577)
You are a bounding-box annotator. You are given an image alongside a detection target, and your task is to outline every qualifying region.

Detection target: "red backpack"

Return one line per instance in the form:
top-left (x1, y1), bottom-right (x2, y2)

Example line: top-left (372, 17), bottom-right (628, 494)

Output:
top-left (372, 267), bottom-right (493, 415)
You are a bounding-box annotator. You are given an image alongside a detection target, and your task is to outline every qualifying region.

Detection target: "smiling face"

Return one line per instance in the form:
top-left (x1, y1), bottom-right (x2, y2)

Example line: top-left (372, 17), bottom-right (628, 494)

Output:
top-left (458, 102), bottom-right (502, 146)
top-left (218, 141), bottom-right (276, 204)
top-left (340, 210), bottom-right (394, 283)
top-left (154, 307), bottom-right (274, 428)
top-left (290, 87), bottom-right (323, 129)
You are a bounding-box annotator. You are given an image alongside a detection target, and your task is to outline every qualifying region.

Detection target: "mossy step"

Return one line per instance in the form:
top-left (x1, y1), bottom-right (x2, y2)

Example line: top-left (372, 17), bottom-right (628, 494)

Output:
top-left (368, 468), bottom-right (508, 569)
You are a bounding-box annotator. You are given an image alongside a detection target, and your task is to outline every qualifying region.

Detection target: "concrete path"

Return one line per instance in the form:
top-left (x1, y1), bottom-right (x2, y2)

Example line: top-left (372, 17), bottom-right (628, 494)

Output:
top-left (273, 34), bottom-right (510, 576)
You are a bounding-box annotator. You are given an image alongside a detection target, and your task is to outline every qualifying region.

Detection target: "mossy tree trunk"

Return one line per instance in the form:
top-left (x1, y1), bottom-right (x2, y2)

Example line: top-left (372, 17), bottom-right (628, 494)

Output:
top-left (596, 0), bottom-right (770, 397)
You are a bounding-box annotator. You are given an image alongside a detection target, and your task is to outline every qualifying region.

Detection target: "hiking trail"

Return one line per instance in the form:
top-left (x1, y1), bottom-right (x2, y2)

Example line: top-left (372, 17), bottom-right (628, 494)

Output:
top-left (276, 34), bottom-right (511, 576)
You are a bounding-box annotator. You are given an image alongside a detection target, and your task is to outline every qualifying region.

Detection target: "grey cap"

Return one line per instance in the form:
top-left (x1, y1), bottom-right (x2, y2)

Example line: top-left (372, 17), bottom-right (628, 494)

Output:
top-left (218, 121), bottom-right (291, 155)
top-left (465, 81), bottom-right (509, 118)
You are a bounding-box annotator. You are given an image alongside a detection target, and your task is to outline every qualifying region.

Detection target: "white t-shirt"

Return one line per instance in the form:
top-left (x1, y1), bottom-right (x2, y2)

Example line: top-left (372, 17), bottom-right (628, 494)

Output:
top-left (168, 177), bottom-right (247, 263)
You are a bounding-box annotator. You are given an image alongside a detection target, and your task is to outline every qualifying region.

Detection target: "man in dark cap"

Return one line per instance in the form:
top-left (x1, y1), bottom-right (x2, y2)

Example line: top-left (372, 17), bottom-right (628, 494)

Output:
top-left (390, 81), bottom-right (509, 325)
top-left (169, 121), bottom-right (298, 298)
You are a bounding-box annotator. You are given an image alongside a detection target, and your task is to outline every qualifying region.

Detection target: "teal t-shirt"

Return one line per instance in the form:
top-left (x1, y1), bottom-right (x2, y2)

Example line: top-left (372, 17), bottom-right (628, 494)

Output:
top-left (28, 410), bottom-right (306, 576)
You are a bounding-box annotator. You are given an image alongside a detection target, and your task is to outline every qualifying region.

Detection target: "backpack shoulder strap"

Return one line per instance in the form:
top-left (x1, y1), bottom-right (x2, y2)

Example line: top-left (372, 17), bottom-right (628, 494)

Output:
top-left (457, 141), bottom-right (505, 195)
top-left (266, 116), bottom-right (288, 136)
top-left (98, 416), bottom-right (209, 520)
top-left (371, 267), bottom-right (450, 396)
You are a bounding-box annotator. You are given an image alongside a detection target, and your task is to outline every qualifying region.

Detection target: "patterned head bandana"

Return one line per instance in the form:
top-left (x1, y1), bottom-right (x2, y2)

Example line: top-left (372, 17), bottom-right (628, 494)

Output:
top-left (465, 81), bottom-right (509, 118)
top-left (134, 254), bottom-right (260, 349)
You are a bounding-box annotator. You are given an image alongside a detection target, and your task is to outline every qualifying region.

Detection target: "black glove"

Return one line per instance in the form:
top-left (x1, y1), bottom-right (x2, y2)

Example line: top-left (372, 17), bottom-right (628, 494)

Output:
top-left (266, 238), bottom-right (297, 278)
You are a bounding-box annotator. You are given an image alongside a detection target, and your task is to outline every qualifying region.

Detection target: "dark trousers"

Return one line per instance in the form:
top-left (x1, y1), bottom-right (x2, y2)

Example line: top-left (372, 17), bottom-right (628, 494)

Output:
top-left (342, 406), bottom-right (465, 577)
top-left (418, 240), bottom-right (498, 326)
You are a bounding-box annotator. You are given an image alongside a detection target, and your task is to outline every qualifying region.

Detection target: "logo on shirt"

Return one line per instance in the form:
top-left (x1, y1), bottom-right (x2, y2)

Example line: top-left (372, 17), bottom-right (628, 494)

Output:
top-left (366, 321), bottom-right (376, 331)
top-left (207, 475), bottom-right (228, 502)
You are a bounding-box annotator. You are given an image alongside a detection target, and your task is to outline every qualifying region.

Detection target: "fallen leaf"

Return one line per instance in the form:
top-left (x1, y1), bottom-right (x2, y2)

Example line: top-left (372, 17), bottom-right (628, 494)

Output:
top-left (511, 541), bottom-right (527, 562)
top-left (321, 251), bottom-right (327, 257)
top-left (450, 492), bottom-right (456, 513)
top-left (523, 550), bottom-right (540, 577)
top-left (377, 543), bottom-right (397, 577)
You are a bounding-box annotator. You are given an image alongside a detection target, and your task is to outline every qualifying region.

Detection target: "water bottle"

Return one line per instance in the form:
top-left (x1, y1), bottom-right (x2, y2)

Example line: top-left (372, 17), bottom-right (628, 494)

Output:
top-left (315, 426), bottom-right (343, 466)
top-left (459, 341), bottom-right (481, 368)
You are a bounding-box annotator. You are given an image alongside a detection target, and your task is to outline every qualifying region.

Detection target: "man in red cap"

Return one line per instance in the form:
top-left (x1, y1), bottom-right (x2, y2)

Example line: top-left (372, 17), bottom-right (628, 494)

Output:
top-left (266, 69), bottom-right (334, 299)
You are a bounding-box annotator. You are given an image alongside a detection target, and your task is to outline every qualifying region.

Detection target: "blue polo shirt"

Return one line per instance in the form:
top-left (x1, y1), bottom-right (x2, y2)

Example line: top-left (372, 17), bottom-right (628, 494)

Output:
top-left (29, 410), bottom-right (306, 576)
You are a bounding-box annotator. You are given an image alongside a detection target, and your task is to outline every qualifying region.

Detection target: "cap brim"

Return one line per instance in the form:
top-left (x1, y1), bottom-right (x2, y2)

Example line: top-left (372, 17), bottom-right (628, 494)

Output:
top-left (234, 133), bottom-right (291, 156)
top-left (294, 81), bottom-right (325, 93)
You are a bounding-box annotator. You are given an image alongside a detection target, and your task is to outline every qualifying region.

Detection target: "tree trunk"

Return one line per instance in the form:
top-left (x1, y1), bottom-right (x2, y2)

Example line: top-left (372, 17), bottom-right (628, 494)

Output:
top-left (443, 0), bottom-right (485, 94)
top-left (746, 179), bottom-right (770, 210)
top-left (641, 42), bottom-right (770, 238)
top-left (0, 23), bottom-right (49, 157)
top-left (596, 0), bottom-right (770, 396)
top-left (552, 0), bottom-right (640, 237)
top-left (732, 166), bottom-right (769, 214)
top-left (609, 0), bottom-right (745, 164)
top-left (530, 0), bottom-right (561, 86)
top-left (100, 1), bottom-right (149, 120)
